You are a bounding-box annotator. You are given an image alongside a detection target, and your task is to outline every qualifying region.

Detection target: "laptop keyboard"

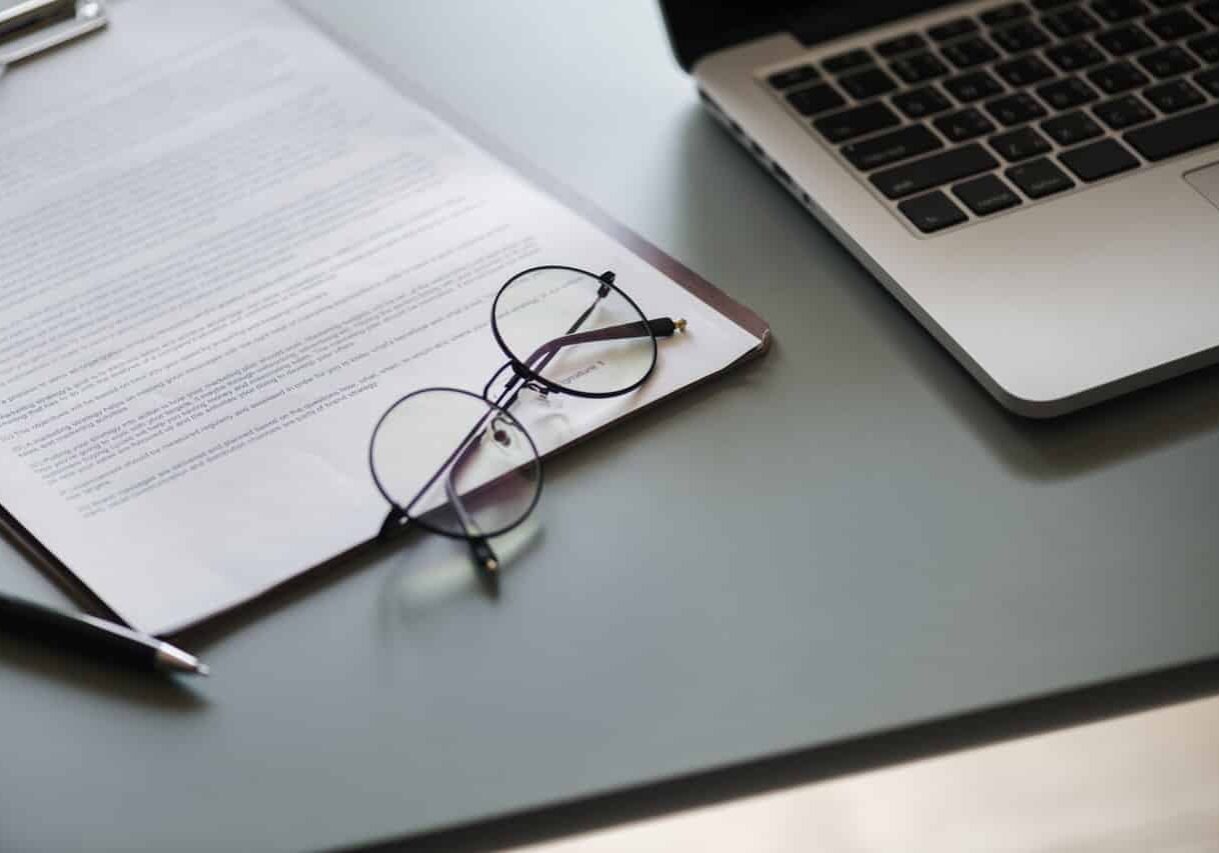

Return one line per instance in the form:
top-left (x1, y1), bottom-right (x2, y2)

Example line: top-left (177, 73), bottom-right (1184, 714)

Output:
top-left (764, 0), bottom-right (1219, 234)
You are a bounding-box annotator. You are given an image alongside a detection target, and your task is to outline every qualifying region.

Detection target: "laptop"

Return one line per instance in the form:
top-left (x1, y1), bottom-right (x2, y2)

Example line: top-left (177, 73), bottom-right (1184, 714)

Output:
top-left (661, 0), bottom-right (1219, 417)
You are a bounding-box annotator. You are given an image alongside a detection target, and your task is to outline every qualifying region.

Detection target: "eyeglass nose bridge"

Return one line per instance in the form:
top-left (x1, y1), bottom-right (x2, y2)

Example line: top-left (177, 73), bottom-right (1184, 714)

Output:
top-left (506, 362), bottom-right (551, 394)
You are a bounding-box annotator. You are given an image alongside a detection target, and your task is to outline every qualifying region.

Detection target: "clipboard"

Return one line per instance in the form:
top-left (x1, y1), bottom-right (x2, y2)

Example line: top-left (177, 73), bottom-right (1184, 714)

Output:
top-left (0, 0), bottom-right (114, 615)
top-left (0, 0), bottom-right (107, 74)
top-left (0, 0), bottom-right (770, 635)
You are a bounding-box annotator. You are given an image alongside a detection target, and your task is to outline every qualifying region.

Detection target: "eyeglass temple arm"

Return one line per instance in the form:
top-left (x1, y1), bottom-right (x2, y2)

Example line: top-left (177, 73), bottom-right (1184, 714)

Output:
top-left (516, 317), bottom-right (686, 381)
top-left (443, 465), bottom-right (501, 596)
top-left (519, 268), bottom-right (680, 379)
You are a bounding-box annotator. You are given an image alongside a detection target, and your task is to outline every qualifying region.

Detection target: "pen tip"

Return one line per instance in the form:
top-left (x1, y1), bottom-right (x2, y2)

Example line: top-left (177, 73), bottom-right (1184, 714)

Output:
top-left (155, 642), bottom-right (210, 676)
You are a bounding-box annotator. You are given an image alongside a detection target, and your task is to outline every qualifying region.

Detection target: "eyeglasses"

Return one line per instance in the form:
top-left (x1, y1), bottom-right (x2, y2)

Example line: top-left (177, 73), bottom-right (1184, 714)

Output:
top-left (368, 265), bottom-right (685, 594)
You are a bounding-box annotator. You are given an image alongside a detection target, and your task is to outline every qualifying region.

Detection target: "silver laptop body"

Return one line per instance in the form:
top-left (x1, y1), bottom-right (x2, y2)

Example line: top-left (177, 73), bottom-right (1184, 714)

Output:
top-left (680, 0), bottom-right (1219, 416)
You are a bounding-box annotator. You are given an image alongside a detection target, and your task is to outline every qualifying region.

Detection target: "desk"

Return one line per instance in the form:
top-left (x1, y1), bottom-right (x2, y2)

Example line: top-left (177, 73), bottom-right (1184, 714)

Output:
top-left (1, 1), bottom-right (1217, 851)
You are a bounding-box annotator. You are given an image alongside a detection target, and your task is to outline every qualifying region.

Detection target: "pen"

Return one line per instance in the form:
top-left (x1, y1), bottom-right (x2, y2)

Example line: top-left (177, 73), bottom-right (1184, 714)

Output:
top-left (0, 591), bottom-right (209, 677)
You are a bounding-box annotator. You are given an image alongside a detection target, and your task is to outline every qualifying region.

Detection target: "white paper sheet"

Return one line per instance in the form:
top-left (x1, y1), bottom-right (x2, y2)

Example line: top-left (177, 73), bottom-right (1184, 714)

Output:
top-left (0, 0), bottom-right (761, 632)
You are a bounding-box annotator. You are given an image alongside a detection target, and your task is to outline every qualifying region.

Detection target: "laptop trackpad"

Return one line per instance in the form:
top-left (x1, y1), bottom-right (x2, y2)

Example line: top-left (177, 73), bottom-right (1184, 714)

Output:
top-left (1184, 162), bottom-right (1219, 212)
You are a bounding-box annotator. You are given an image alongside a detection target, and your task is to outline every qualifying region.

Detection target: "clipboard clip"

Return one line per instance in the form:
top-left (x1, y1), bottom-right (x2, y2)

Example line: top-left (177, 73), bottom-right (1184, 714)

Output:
top-left (0, 0), bottom-right (107, 77)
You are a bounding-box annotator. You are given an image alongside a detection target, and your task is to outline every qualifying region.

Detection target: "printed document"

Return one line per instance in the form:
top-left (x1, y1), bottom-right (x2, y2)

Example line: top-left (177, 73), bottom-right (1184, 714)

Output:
top-left (0, 0), bottom-right (762, 632)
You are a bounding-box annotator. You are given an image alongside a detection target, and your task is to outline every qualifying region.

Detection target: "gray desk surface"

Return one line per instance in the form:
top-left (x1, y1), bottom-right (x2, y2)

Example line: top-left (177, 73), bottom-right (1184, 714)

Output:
top-left (2, 2), bottom-right (1218, 851)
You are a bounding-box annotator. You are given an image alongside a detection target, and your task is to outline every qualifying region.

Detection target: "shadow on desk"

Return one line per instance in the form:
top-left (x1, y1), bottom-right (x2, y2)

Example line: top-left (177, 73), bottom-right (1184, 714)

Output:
top-left (0, 637), bottom-right (207, 711)
top-left (174, 516), bottom-right (544, 650)
top-left (672, 108), bottom-right (1219, 482)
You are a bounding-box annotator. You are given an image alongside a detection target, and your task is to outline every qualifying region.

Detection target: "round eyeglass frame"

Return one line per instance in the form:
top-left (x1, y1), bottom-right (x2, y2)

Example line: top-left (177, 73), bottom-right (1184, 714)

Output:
top-left (489, 265), bottom-right (661, 400)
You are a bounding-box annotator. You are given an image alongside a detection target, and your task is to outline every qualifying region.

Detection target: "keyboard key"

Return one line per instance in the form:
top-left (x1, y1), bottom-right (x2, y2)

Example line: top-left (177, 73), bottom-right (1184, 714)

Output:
top-left (1042, 109), bottom-right (1106, 143)
top-left (813, 101), bottom-right (901, 142)
top-left (823, 49), bottom-right (873, 73)
top-left (944, 70), bottom-right (1005, 102)
top-left (876, 33), bottom-right (928, 56)
top-left (1059, 138), bottom-right (1141, 180)
top-left (890, 52), bottom-right (950, 83)
top-left (1037, 76), bottom-right (1101, 110)
top-left (1197, 0), bottom-right (1219, 25)
top-left (1137, 46), bottom-right (1201, 79)
top-left (942, 36), bottom-right (1001, 68)
top-left (1187, 33), bottom-right (1219, 64)
top-left (1046, 39), bottom-right (1108, 71)
top-left (871, 143), bottom-right (999, 198)
top-left (1086, 60), bottom-right (1151, 93)
top-left (992, 21), bottom-right (1053, 52)
top-left (892, 85), bottom-right (953, 118)
top-left (1092, 0), bottom-right (1149, 22)
top-left (1093, 93), bottom-right (1157, 127)
top-left (1033, 0), bottom-right (1077, 8)
top-left (1146, 9), bottom-right (1206, 38)
top-left (986, 92), bottom-right (1050, 125)
top-left (934, 107), bottom-right (998, 141)
top-left (953, 174), bottom-right (1023, 214)
top-left (982, 3), bottom-right (1033, 26)
top-left (898, 191), bottom-right (968, 232)
top-left (768, 65), bottom-right (821, 89)
top-left (1125, 102), bottom-right (1219, 158)
top-left (995, 54), bottom-right (1057, 86)
top-left (1197, 67), bottom-right (1219, 97)
top-left (1006, 157), bottom-right (1076, 197)
top-left (929, 17), bottom-right (979, 41)
top-left (841, 124), bottom-right (944, 170)
top-left (787, 83), bottom-right (847, 116)
top-left (1144, 78), bottom-right (1207, 112)
top-left (989, 126), bottom-right (1054, 160)
top-left (1043, 7), bottom-right (1102, 37)
top-left (1096, 25), bottom-right (1155, 55)
top-left (841, 67), bottom-right (900, 99)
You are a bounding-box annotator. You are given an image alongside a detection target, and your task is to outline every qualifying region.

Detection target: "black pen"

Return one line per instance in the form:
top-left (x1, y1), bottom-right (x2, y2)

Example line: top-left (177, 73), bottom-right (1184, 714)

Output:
top-left (0, 591), bottom-right (209, 677)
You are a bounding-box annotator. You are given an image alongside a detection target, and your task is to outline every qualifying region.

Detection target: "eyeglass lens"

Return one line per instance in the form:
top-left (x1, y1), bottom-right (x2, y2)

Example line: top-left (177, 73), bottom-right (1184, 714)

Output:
top-left (369, 387), bottom-right (540, 538)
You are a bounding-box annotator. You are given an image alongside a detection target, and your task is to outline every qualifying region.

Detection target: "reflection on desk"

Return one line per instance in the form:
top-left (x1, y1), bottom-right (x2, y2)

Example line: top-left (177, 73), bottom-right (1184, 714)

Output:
top-left (519, 694), bottom-right (1219, 852)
